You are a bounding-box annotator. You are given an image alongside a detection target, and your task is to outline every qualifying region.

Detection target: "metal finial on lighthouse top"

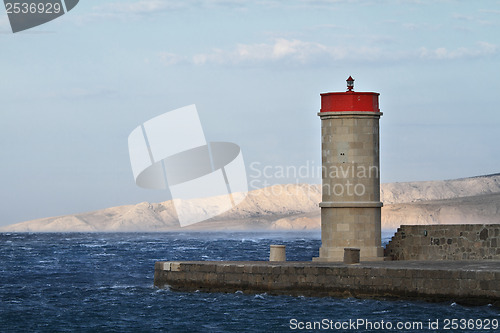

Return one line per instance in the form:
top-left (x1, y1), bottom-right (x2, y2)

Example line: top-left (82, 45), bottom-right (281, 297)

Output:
top-left (346, 76), bottom-right (354, 91)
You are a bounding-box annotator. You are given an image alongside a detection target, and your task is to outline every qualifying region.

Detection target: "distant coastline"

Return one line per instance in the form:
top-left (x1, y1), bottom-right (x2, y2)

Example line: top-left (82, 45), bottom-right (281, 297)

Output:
top-left (1, 174), bottom-right (499, 232)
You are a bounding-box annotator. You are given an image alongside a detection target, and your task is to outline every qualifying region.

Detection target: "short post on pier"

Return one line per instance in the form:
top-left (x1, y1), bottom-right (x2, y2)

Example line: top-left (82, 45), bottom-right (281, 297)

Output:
top-left (269, 245), bottom-right (286, 261)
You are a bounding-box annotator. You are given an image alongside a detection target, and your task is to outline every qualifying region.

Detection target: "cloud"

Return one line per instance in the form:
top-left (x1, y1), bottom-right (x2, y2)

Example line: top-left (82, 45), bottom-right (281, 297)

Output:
top-left (452, 13), bottom-right (476, 22)
top-left (418, 42), bottom-right (497, 60)
top-left (156, 38), bottom-right (498, 68)
top-left (158, 52), bottom-right (185, 66)
top-left (94, 0), bottom-right (250, 16)
top-left (479, 9), bottom-right (500, 15)
top-left (204, 0), bottom-right (248, 9)
top-left (401, 22), bottom-right (442, 31)
top-left (93, 0), bottom-right (368, 16)
top-left (296, 0), bottom-right (369, 7)
top-left (189, 38), bottom-right (385, 66)
top-left (297, 0), bottom-right (348, 5)
top-left (52, 88), bottom-right (119, 100)
top-left (452, 12), bottom-right (493, 26)
top-left (75, 0), bottom-right (192, 25)
top-left (96, 0), bottom-right (184, 15)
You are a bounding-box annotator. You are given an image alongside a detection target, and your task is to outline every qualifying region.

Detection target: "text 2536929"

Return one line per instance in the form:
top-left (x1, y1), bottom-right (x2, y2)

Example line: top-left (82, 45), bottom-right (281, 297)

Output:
top-left (5, 2), bottom-right (62, 14)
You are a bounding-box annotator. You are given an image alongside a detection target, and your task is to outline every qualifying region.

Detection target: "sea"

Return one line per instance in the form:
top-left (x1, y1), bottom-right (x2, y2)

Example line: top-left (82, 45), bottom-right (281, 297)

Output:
top-left (1, 232), bottom-right (499, 332)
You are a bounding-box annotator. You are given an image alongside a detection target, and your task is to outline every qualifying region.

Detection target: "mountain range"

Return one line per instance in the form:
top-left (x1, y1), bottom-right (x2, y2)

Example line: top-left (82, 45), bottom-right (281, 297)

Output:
top-left (2, 174), bottom-right (499, 232)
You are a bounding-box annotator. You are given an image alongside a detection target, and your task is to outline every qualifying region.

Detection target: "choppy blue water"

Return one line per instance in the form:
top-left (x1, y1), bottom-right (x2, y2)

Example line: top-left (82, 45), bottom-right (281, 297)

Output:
top-left (1, 232), bottom-right (498, 332)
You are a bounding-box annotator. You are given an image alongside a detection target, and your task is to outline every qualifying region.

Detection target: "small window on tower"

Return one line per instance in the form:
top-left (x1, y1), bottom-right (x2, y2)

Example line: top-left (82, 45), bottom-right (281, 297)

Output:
top-left (337, 142), bottom-right (348, 163)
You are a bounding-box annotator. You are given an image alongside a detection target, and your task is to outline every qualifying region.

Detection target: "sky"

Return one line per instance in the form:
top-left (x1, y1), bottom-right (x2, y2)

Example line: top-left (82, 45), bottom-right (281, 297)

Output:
top-left (1, 0), bottom-right (499, 226)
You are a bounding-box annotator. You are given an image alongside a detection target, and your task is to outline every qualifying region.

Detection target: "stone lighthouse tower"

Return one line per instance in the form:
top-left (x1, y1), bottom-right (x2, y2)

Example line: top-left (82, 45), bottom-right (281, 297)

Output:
top-left (315, 77), bottom-right (384, 261)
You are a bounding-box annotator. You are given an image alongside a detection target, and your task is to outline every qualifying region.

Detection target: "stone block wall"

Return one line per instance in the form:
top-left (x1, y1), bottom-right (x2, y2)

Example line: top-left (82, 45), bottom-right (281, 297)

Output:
top-left (385, 224), bottom-right (500, 260)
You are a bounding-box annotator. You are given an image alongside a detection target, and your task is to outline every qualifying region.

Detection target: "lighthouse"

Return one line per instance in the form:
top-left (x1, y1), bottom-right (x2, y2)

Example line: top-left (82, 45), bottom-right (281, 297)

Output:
top-left (314, 77), bottom-right (384, 261)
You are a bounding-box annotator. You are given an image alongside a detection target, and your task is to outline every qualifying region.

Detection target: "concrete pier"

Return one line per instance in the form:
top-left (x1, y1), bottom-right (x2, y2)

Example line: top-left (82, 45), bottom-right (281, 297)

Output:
top-left (154, 260), bottom-right (500, 306)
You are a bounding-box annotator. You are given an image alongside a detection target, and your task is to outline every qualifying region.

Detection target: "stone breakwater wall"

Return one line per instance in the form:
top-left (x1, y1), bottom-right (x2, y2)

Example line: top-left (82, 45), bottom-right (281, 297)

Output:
top-left (385, 224), bottom-right (500, 261)
top-left (154, 261), bottom-right (500, 306)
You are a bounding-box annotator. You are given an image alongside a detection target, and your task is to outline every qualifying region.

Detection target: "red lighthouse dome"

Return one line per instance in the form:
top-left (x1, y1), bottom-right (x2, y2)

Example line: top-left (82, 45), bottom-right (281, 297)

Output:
top-left (320, 76), bottom-right (380, 112)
